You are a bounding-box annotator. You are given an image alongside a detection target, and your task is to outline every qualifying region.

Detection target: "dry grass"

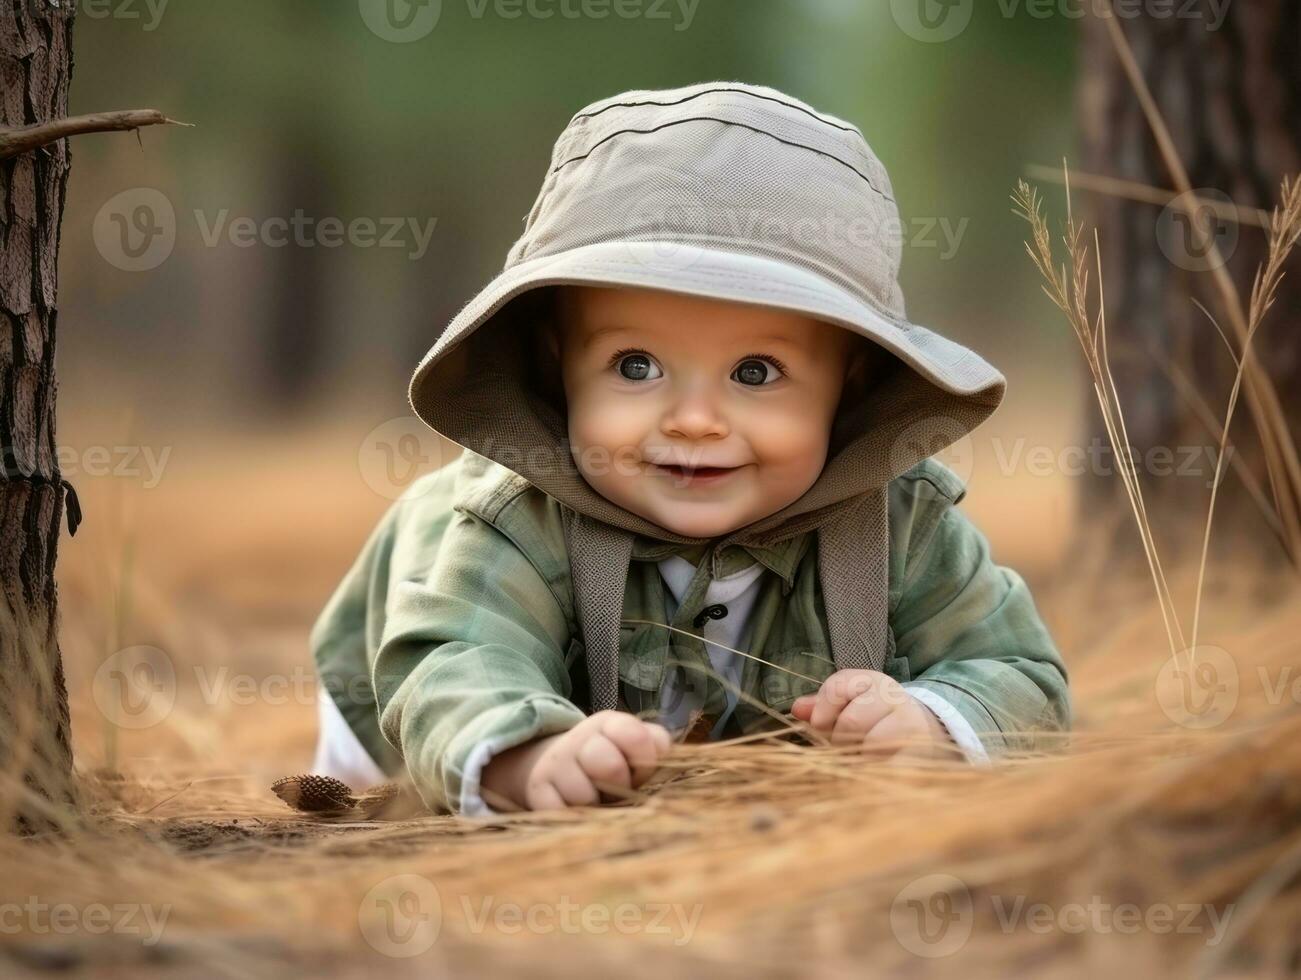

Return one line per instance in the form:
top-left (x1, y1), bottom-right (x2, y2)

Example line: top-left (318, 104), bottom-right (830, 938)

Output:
top-left (1095, 1), bottom-right (1301, 564)
top-left (0, 425), bottom-right (1295, 979)
top-left (1014, 169), bottom-right (1301, 667)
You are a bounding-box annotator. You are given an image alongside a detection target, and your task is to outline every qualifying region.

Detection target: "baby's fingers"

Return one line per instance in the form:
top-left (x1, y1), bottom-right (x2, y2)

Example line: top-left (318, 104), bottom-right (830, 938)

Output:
top-left (523, 778), bottom-right (568, 812)
top-left (831, 692), bottom-right (894, 746)
top-left (600, 715), bottom-right (670, 786)
top-left (645, 722), bottom-right (673, 755)
top-left (790, 695), bottom-right (815, 721)
top-left (860, 703), bottom-right (930, 756)
top-left (804, 670), bottom-right (881, 731)
top-left (548, 757), bottom-right (601, 807)
top-left (576, 733), bottom-right (633, 797)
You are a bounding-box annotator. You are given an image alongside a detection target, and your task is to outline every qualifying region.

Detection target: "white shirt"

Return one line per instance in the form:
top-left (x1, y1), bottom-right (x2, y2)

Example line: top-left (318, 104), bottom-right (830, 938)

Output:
top-left (311, 556), bottom-right (988, 815)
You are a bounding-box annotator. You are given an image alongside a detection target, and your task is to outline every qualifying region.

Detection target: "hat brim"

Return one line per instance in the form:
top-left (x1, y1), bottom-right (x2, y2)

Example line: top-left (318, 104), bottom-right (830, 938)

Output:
top-left (411, 240), bottom-right (1003, 407)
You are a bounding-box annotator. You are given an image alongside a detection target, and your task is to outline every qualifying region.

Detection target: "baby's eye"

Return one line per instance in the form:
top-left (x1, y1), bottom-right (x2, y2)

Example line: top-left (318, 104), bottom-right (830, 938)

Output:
top-left (615, 352), bottom-right (662, 382)
top-left (732, 357), bottom-right (783, 386)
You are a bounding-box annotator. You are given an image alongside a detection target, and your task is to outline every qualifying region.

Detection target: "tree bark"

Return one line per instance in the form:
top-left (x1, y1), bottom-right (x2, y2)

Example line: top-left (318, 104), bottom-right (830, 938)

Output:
top-left (1, 0), bottom-right (78, 830)
top-left (1078, 4), bottom-right (1301, 562)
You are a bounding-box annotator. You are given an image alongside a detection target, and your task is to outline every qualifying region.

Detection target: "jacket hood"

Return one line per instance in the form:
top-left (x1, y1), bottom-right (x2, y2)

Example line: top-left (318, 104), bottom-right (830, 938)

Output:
top-left (410, 279), bottom-right (1004, 548)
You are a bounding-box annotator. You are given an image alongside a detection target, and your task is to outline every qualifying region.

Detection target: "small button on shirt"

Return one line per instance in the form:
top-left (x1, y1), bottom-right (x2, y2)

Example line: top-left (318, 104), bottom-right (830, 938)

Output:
top-left (654, 554), bottom-right (768, 739)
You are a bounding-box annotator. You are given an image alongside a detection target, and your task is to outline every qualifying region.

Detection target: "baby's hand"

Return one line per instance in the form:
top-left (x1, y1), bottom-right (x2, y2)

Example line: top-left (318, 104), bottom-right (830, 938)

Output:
top-left (790, 669), bottom-right (957, 758)
top-left (480, 711), bottom-right (673, 812)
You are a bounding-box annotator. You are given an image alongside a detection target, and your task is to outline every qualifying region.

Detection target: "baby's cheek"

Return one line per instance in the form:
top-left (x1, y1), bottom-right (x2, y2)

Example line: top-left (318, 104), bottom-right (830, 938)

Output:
top-left (753, 407), bottom-right (832, 472)
top-left (571, 400), bottom-right (641, 458)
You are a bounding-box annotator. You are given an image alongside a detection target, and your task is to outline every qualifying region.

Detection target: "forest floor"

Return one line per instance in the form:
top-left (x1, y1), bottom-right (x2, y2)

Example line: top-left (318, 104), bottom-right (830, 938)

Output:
top-left (3, 422), bottom-right (1299, 979)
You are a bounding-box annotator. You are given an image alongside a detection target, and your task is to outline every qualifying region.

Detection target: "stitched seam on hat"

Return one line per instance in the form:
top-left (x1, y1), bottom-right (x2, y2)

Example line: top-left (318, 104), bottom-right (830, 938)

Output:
top-left (590, 232), bottom-right (900, 312)
top-left (552, 117), bottom-right (895, 203)
top-left (573, 86), bottom-right (862, 135)
top-left (562, 253), bottom-right (911, 331)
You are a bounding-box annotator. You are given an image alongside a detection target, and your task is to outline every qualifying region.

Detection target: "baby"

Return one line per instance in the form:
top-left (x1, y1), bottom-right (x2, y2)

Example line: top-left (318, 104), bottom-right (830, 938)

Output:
top-left (309, 82), bottom-right (1070, 815)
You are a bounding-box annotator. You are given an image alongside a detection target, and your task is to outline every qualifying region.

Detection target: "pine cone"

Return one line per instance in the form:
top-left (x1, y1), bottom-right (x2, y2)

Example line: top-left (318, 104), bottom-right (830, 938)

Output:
top-left (354, 782), bottom-right (405, 819)
top-left (271, 774), bottom-right (357, 813)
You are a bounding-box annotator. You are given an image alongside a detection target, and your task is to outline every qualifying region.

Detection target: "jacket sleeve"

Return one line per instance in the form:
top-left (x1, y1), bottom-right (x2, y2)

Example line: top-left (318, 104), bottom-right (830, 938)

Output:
top-left (890, 496), bottom-right (1071, 755)
top-left (373, 505), bottom-right (587, 814)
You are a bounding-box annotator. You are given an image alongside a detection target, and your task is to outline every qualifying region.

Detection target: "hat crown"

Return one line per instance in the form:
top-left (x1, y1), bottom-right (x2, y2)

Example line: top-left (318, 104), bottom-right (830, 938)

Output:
top-left (506, 81), bottom-right (906, 319)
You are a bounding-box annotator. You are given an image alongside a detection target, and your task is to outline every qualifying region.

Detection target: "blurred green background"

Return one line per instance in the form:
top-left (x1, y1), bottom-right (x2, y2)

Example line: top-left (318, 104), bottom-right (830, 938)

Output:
top-left (57, 0), bottom-right (1083, 564)
top-left (61, 0), bottom-right (1079, 410)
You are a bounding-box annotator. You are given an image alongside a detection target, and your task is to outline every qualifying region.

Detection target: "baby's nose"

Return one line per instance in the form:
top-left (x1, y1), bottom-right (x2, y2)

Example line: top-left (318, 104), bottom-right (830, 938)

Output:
top-left (660, 388), bottom-right (730, 439)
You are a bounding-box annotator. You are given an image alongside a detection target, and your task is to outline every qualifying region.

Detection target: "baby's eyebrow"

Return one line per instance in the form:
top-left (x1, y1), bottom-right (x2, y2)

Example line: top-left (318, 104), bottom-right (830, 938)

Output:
top-left (580, 324), bottom-right (638, 349)
top-left (747, 334), bottom-right (808, 352)
top-left (578, 326), bottom-right (811, 353)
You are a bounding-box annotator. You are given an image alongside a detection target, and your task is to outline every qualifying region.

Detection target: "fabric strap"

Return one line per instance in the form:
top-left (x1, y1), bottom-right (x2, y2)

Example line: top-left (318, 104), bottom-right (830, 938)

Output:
top-left (560, 508), bottom-right (636, 712)
top-left (815, 486), bottom-right (891, 673)
top-left (562, 487), bottom-right (891, 712)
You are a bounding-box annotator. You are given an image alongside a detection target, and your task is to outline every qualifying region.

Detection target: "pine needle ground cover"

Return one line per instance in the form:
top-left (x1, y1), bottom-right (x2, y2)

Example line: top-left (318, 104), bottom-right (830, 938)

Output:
top-left (3, 426), bottom-right (1298, 980)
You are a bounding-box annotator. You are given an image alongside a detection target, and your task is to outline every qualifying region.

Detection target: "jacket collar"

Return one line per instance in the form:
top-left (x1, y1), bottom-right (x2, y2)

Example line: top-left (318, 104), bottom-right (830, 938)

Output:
top-left (630, 532), bottom-right (811, 593)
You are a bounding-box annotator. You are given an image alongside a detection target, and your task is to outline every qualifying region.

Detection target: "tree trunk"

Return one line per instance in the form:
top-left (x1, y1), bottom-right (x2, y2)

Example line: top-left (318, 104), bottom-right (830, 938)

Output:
top-left (1, 1), bottom-right (78, 830)
top-left (264, 121), bottom-right (333, 415)
top-left (1078, 4), bottom-right (1301, 562)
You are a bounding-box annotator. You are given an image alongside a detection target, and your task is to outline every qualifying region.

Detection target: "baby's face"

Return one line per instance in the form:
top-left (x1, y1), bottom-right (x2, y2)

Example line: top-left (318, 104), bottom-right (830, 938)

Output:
top-left (551, 285), bottom-right (860, 538)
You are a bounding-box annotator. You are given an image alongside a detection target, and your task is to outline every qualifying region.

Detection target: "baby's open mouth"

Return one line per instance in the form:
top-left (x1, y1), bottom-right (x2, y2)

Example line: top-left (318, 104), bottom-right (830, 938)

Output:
top-left (650, 463), bottom-right (742, 483)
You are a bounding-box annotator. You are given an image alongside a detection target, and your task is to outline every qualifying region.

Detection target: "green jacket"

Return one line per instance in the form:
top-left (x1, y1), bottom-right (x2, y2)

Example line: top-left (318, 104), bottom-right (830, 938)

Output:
top-left (312, 449), bottom-right (1070, 814)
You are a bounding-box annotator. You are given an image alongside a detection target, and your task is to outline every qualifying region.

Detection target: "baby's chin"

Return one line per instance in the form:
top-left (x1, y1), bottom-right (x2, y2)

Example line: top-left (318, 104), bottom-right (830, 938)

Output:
top-left (620, 494), bottom-right (762, 540)
top-left (652, 512), bottom-right (748, 540)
